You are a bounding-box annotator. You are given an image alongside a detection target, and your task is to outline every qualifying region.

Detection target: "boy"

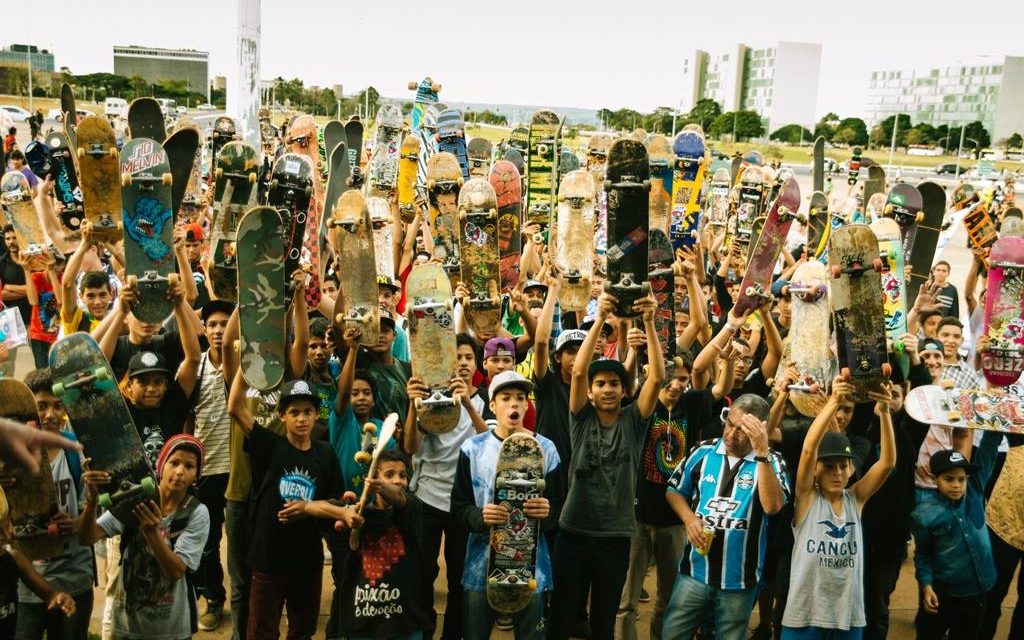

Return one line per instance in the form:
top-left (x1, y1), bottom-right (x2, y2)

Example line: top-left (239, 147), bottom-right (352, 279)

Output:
top-left (59, 224), bottom-right (112, 336)
top-left (305, 317), bottom-right (338, 439)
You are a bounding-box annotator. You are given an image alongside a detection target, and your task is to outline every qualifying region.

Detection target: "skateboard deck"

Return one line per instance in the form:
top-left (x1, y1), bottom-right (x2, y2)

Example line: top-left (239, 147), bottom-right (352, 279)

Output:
top-left (706, 168), bottom-right (731, 229)
top-left (288, 115), bottom-right (325, 308)
top-left (645, 228), bottom-right (677, 368)
top-left (458, 178), bottom-right (501, 335)
top-left (489, 160), bottom-right (522, 293)
top-left (554, 169), bottom-right (595, 311)
top-left (558, 147), bottom-right (581, 186)
top-left (487, 432), bottom-right (545, 614)
top-left (508, 127), bottom-right (529, 161)
top-left (236, 206), bottom-right (287, 391)
top-left (171, 118), bottom-right (204, 220)
top-left (906, 385), bottom-right (1024, 432)
top-left (427, 152), bottom-right (464, 280)
top-left (368, 104), bottom-right (402, 194)
top-left (163, 125), bottom-right (199, 218)
top-left (734, 178), bottom-right (800, 316)
top-left (323, 119), bottom-right (345, 157)
top-left (120, 138), bottom-right (176, 324)
top-left (324, 141), bottom-right (352, 233)
top-left (328, 190), bottom-right (380, 347)
top-left (76, 116), bottom-right (122, 245)
top-left (397, 134), bottom-right (421, 223)
top-left (828, 224), bottom-right (890, 402)
top-left (367, 194), bottom-right (394, 281)
top-left (883, 183), bottom-right (922, 260)
top-left (604, 139), bottom-right (651, 317)
top-left (0, 380), bottom-right (63, 560)
top-left (526, 110), bottom-right (560, 230)
top-left (847, 147), bottom-right (862, 186)
top-left (1, 172), bottom-right (47, 257)
top-left (268, 153), bottom-right (314, 294)
top-left (347, 413), bottom-right (399, 550)
top-left (871, 218), bottom-right (908, 375)
top-left (981, 237), bottom-right (1024, 387)
top-left (907, 181), bottom-right (945, 301)
top-left (963, 201), bottom-right (998, 268)
top-left (1002, 215), bottom-right (1024, 237)
top-left (210, 141), bottom-right (260, 301)
top-left (49, 333), bottom-right (157, 525)
top-left (645, 135), bottom-right (672, 234)
top-left (806, 191), bottom-right (830, 259)
top-left (41, 132), bottom-right (84, 234)
top-left (344, 118), bottom-right (364, 177)
top-left (812, 136), bottom-right (825, 193)
top-left (60, 82), bottom-right (77, 145)
top-left (787, 261), bottom-right (832, 416)
top-left (468, 138), bottom-right (493, 178)
top-left (406, 263), bottom-right (460, 433)
top-left (409, 78), bottom-right (441, 206)
top-left (127, 97), bottom-right (166, 141)
top-left (436, 108), bottom-right (470, 183)
top-left (734, 167), bottom-right (764, 257)
top-left (210, 116), bottom-right (237, 168)
top-left (669, 131), bottom-right (706, 249)
top-left (864, 165), bottom-right (886, 209)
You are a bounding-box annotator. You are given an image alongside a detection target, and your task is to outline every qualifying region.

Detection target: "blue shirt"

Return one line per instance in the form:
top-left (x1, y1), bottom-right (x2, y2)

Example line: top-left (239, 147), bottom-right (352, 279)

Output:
top-left (327, 404), bottom-right (390, 493)
top-left (668, 438), bottom-right (790, 591)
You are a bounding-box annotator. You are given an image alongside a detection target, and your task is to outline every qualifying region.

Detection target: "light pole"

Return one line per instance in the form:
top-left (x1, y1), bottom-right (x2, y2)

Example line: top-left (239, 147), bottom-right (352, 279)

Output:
top-left (887, 114), bottom-right (899, 174)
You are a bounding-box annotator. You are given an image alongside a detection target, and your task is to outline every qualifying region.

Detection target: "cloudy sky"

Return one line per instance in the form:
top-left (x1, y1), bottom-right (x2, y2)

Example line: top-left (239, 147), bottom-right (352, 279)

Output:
top-left (18, 0), bottom-right (1024, 119)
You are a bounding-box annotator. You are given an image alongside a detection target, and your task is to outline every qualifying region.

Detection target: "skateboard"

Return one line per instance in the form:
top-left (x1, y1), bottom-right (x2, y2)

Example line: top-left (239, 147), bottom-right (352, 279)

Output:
top-left (490, 159), bottom-right (523, 293)
top-left (209, 141), bottom-right (259, 301)
top-left (344, 117), bottom-right (364, 177)
top-left (76, 115), bottom-right (123, 245)
top-left (526, 110), bottom-right (560, 230)
top-left (645, 228), bottom-right (677, 368)
top-left (1002, 214), bottom-right (1024, 237)
top-left (172, 118), bottom-right (204, 220)
top-left (508, 127), bottom-right (529, 161)
top-left (812, 136), bottom-right (825, 193)
top-left (397, 134), bottom-right (421, 223)
top-left (268, 153), bottom-right (314, 294)
top-left (883, 183), bottom-right (922, 259)
top-left (907, 181), bottom-right (945, 301)
top-left (347, 413), bottom-right (399, 551)
top-left (41, 132), bottom-right (84, 234)
top-left (406, 263), bottom-right (460, 433)
top-left (734, 178), bottom-right (800, 316)
top-left (865, 192), bottom-right (887, 222)
top-left (368, 104), bottom-right (403, 194)
top-left (847, 147), bottom-right (862, 185)
top-left (669, 131), bottom-right (706, 250)
top-left (60, 82), bottom-right (77, 145)
top-left (127, 97), bottom-right (166, 141)
top-left (49, 333), bottom-right (157, 525)
top-left (871, 218), bottom-right (908, 375)
top-left (553, 169), bottom-right (595, 311)
top-left (458, 178), bottom-right (501, 335)
top-left (0, 379), bottom-right (63, 560)
top-left (367, 194), bottom-right (394, 281)
top-left (487, 432), bottom-right (545, 614)
top-left (734, 166), bottom-right (765, 256)
top-left (952, 183), bottom-right (977, 210)
top-left (981, 237), bottom-right (1024, 387)
top-left (645, 135), bottom-right (672, 233)
top-left (786, 261), bottom-right (832, 416)
top-left (1, 172), bottom-right (47, 257)
top-left (828, 224), bottom-right (890, 402)
top-left (324, 141), bottom-right (352, 235)
top-left (210, 116), bottom-right (237, 168)
top-left (288, 115), bottom-right (325, 307)
top-left (706, 168), bottom-right (731, 229)
top-left (323, 119), bottom-right (346, 157)
top-left (436, 108), bottom-right (470, 182)
top-left (864, 165), bottom-right (886, 208)
top-left (603, 139), bottom-right (651, 318)
top-left (120, 137), bottom-right (177, 324)
top-left (24, 140), bottom-right (52, 181)
top-left (327, 190), bottom-right (380, 347)
top-left (408, 77), bottom-right (441, 135)
top-left (426, 152), bottom-right (464, 279)
top-left (558, 147), bottom-right (581, 182)
top-left (962, 201), bottom-right (998, 269)
top-left (468, 137), bottom-right (493, 178)
top-left (163, 125), bottom-right (199, 218)
top-left (806, 190), bottom-right (830, 259)
top-left (258, 108), bottom-right (277, 154)
top-left (585, 133), bottom-right (612, 179)
top-left (905, 384), bottom-right (1024, 433)
top-left (236, 206), bottom-right (287, 391)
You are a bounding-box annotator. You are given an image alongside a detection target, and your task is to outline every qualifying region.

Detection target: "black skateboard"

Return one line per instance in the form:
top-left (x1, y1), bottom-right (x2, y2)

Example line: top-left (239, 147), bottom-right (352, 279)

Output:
top-left (603, 139), bottom-right (651, 317)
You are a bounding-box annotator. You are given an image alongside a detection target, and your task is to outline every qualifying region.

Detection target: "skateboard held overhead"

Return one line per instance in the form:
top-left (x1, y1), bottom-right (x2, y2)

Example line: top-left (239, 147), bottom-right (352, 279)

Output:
top-left (236, 206), bottom-right (287, 391)
top-left (327, 190), bottom-right (380, 347)
top-left (554, 169), bottom-right (595, 311)
top-left (981, 237), bottom-right (1024, 387)
top-left (406, 263), bottom-right (460, 434)
top-left (603, 139), bottom-right (651, 317)
top-left (458, 178), bottom-right (501, 335)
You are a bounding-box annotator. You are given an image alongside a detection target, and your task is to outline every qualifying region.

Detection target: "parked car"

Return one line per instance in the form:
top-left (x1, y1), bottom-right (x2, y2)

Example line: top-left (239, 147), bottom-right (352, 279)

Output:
top-left (0, 105), bottom-right (31, 122)
top-left (197, 103), bottom-right (217, 111)
top-left (176, 106), bottom-right (188, 115)
top-left (47, 108), bottom-right (96, 122)
top-left (935, 163), bottom-right (962, 175)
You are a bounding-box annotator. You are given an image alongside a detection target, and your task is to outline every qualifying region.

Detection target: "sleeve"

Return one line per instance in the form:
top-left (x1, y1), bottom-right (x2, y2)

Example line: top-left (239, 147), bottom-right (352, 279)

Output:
top-left (910, 510), bottom-right (935, 588)
top-left (972, 429), bottom-right (1002, 491)
top-left (244, 424), bottom-right (275, 477)
top-left (174, 505), bottom-right (211, 572)
top-left (713, 274), bottom-right (732, 319)
top-left (768, 448), bottom-right (792, 503)
top-left (668, 445), bottom-right (708, 498)
top-left (450, 448), bottom-right (486, 534)
top-left (329, 404), bottom-right (355, 465)
top-left (96, 510), bottom-right (124, 538)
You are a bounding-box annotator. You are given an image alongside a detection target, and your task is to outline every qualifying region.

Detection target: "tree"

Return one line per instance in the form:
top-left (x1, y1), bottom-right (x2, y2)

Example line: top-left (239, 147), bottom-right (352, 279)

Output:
top-left (769, 124), bottom-right (813, 145)
top-left (814, 112), bottom-right (841, 141)
top-left (643, 107), bottom-right (675, 134)
top-left (869, 114), bottom-right (912, 147)
top-left (1006, 132), bottom-right (1023, 150)
top-left (687, 98), bottom-right (721, 132)
top-left (947, 121), bottom-right (990, 157)
top-left (709, 110), bottom-right (764, 141)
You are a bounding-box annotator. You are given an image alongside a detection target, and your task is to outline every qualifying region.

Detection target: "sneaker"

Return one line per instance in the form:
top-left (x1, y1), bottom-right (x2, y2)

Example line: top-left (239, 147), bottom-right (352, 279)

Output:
top-left (496, 615), bottom-right (514, 631)
top-left (639, 587), bottom-right (651, 603)
top-left (198, 601), bottom-right (223, 631)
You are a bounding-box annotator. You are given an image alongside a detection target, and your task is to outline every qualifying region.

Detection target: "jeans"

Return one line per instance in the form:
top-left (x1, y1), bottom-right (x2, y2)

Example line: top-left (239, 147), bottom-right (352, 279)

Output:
top-left (247, 569), bottom-right (323, 640)
top-left (420, 501), bottom-right (467, 640)
top-left (915, 591), bottom-right (985, 640)
top-left (615, 522), bottom-right (683, 640)
top-left (863, 535), bottom-right (906, 640)
top-left (462, 589), bottom-right (546, 640)
top-left (781, 627), bottom-right (864, 640)
top-left (226, 498), bottom-right (250, 640)
top-left (30, 338), bottom-right (50, 369)
top-left (980, 526), bottom-right (1024, 640)
top-left (660, 574), bottom-right (758, 640)
top-left (548, 531), bottom-right (630, 640)
top-left (15, 589), bottom-right (94, 640)
top-left (194, 473), bottom-right (228, 604)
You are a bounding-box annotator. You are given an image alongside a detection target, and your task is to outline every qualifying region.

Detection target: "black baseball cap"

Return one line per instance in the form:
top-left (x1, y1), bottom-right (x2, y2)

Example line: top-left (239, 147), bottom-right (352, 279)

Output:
top-left (200, 299), bottom-right (235, 322)
top-left (930, 450), bottom-right (978, 476)
top-left (127, 351), bottom-right (170, 378)
top-left (588, 358), bottom-right (628, 386)
top-left (277, 379), bottom-right (319, 411)
top-left (818, 431), bottom-right (856, 460)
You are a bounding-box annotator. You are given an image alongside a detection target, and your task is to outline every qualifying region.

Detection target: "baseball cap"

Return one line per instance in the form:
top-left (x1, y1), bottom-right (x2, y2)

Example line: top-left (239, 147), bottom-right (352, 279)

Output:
top-left (377, 274), bottom-right (400, 293)
top-left (488, 370), bottom-right (533, 398)
top-left (920, 338), bottom-right (943, 353)
top-left (200, 299), bottom-right (235, 322)
top-left (378, 310), bottom-right (397, 331)
top-left (127, 351), bottom-right (170, 378)
top-left (930, 449), bottom-right (978, 476)
top-left (555, 329), bottom-right (587, 352)
top-left (817, 431), bottom-right (856, 460)
top-left (580, 315), bottom-right (613, 336)
top-left (588, 358), bottom-right (628, 386)
top-left (157, 434), bottom-right (205, 480)
top-left (523, 279), bottom-right (548, 292)
top-left (484, 337), bottom-right (516, 360)
top-left (277, 379), bottom-right (318, 411)
top-left (182, 222), bottom-right (204, 242)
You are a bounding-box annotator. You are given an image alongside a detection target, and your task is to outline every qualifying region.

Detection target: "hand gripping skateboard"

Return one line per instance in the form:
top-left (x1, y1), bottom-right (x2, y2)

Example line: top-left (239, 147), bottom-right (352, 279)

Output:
top-left (1, 172), bottom-right (47, 257)
top-left (407, 263), bottom-right (460, 433)
top-left (210, 141), bottom-right (260, 301)
top-left (458, 178), bottom-right (501, 335)
top-left (236, 206), bottom-right (287, 391)
top-left (327, 190), bottom-right (380, 347)
top-left (981, 237), bottom-right (1024, 387)
top-left (490, 160), bottom-right (523, 293)
top-left (604, 139), bottom-right (651, 318)
top-left (75, 116), bottom-right (122, 245)
top-left (554, 169), bottom-right (596, 311)
top-left (734, 178), bottom-right (800, 316)
top-left (346, 414), bottom-right (399, 550)
top-left (906, 383), bottom-right (1024, 433)
top-left (785, 261), bottom-right (833, 416)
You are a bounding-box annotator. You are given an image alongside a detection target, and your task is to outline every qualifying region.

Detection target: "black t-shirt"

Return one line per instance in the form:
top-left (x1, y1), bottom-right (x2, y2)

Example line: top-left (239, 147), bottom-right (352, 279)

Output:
top-left (533, 368), bottom-right (571, 489)
top-left (0, 552), bottom-right (15, 639)
top-left (0, 252), bottom-right (30, 324)
top-left (246, 425), bottom-right (342, 575)
top-left (126, 381), bottom-right (190, 468)
top-left (110, 331), bottom-right (186, 381)
top-left (334, 494), bottom-right (432, 637)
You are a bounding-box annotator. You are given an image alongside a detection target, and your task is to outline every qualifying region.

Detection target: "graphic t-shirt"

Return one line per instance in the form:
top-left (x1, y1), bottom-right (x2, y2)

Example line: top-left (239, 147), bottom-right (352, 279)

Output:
top-left (127, 382), bottom-right (190, 469)
top-left (29, 271), bottom-right (59, 344)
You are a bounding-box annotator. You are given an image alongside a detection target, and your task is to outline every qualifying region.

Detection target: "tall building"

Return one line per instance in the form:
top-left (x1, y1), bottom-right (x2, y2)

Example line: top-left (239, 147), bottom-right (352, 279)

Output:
top-left (113, 45), bottom-right (208, 93)
top-left (680, 41), bottom-right (822, 134)
top-left (0, 44), bottom-right (55, 72)
top-left (866, 56), bottom-right (1024, 143)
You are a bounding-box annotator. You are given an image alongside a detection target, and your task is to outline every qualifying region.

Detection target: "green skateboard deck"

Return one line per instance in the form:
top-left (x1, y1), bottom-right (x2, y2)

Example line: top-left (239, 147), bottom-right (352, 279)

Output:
top-left (236, 206), bottom-right (288, 391)
top-left (210, 141), bottom-right (260, 301)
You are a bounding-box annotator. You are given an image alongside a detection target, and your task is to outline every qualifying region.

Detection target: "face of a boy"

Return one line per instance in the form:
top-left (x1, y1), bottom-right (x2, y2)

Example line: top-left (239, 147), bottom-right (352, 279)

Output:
top-left (81, 286), bottom-right (111, 318)
top-left (127, 373), bottom-right (169, 408)
top-left (489, 389), bottom-right (527, 430)
top-left (936, 468), bottom-right (967, 501)
top-left (33, 392), bottom-right (66, 433)
top-left (350, 379), bottom-right (375, 418)
top-left (279, 400), bottom-right (317, 439)
top-left (485, 354), bottom-right (515, 378)
top-left (456, 344), bottom-right (477, 383)
top-left (588, 372), bottom-right (624, 411)
top-left (377, 460), bottom-right (408, 492)
top-left (161, 450), bottom-right (199, 491)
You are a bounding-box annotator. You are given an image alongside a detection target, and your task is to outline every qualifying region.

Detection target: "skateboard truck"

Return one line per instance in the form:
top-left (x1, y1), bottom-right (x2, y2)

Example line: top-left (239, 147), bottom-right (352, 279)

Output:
top-left (416, 390), bottom-right (459, 411)
top-left (98, 476), bottom-right (157, 511)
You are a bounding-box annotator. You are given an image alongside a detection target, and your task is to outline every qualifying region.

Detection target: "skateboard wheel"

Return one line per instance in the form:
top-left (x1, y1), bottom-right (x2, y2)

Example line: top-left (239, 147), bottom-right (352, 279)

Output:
top-left (362, 422), bottom-right (376, 434)
top-left (940, 379), bottom-right (955, 389)
top-left (459, 209), bottom-right (466, 222)
top-left (233, 339), bottom-right (240, 353)
top-left (830, 265), bottom-right (841, 279)
top-left (121, 172), bottom-right (132, 187)
top-left (343, 491), bottom-right (358, 503)
top-left (414, 397), bottom-right (424, 411)
top-left (496, 477), bottom-right (508, 489)
top-left (947, 411), bottom-right (963, 422)
top-left (893, 340), bottom-right (904, 353)
top-left (215, 167), bottom-right (224, 180)
top-left (108, 147), bottom-right (118, 158)
top-left (304, 185), bottom-right (312, 197)
top-left (354, 451), bottom-right (372, 465)
top-left (534, 478), bottom-right (546, 491)
top-left (247, 172), bottom-right (257, 184)
top-left (527, 579), bottom-right (537, 590)
top-left (431, 83), bottom-right (441, 92)
top-left (457, 177), bottom-right (464, 187)
top-left (47, 523), bottom-right (60, 536)
top-left (916, 212), bottom-right (924, 223)
top-left (167, 273), bottom-right (179, 286)
top-left (94, 366), bottom-right (109, 382)
top-left (881, 362), bottom-right (892, 377)
top-left (641, 282), bottom-right (651, 296)
top-left (52, 382), bottom-right (65, 397)
top-left (76, 146), bottom-right (84, 159)
top-left (98, 493), bottom-right (112, 510)
top-left (445, 299), bottom-right (454, 312)
top-left (127, 275), bottom-right (138, 287)
top-left (488, 577), bottom-right (499, 587)
top-left (603, 179), bottom-right (611, 192)
top-left (808, 383), bottom-right (820, 394)
top-left (407, 81), bottom-right (417, 90)
top-left (765, 378), bottom-right (775, 388)
top-left (335, 313), bottom-right (344, 325)
top-left (141, 476), bottom-right (157, 496)
top-left (161, 172), bottom-right (172, 186)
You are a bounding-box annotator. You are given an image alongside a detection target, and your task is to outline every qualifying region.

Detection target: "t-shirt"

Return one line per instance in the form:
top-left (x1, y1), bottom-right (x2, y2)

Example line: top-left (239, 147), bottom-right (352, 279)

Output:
top-left (332, 494), bottom-right (432, 638)
top-left (532, 368), bottom-right (571, 489)
top-left (328, 404), bottom-right (390, 493)
top-left (560, 402), bottom-right (649, 537)
top-left (225, 387), bottom-right (282, 502)
top-left (0, 553), bottom-right (17, 638)
top-left (410, 395), bottom-right (485, 512)
top-left (29, 271), bottom-right (58, 344)
top-left (110, 331), bottom-right (185, 381)
top-left (361, 358), bottom-right (411, 425)
top-left (97, 500), bottom-right (210, 640)
top-left (0, 252), bottom-right (30, 324)
top-left (59, 305), bottom-right (100, 338)
top-left (245, 425), bottom-right (342, 575)
top-left (303, 362), bottom-right (337, 441)
top-left (193, 353), bottom-right (231, 476)
top-left (127, 382), bottom-right (190, 469)
top-left (935, 283), bottom-right (959, 319)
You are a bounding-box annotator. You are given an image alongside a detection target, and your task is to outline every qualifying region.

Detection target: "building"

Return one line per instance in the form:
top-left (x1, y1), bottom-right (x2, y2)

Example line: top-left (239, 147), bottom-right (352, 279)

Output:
top-left (113, 45), bottom-right (208, 93)
top-left (680, 41), bottom-right (822, 134)
top-left (866, 56), bottom-right (1024, 143)
top-left (0, 44), bottom-right (55, 72)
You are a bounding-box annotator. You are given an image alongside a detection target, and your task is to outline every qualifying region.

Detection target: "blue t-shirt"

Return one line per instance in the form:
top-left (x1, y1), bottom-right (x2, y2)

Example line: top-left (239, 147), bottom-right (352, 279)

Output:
top-left (328, 403), bottom-right (392, 493)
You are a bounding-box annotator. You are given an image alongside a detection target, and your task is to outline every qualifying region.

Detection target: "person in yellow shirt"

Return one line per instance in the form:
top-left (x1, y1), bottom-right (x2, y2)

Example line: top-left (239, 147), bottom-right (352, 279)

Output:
top-left (59, 227), bottom-right (113, 336)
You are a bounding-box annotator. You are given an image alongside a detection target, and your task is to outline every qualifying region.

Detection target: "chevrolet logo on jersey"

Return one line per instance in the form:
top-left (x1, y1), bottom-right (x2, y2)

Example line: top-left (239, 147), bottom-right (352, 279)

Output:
top-left (706, 497), bottom-right (740, 514)
top-left (701, 497), bottom-right (750, 530)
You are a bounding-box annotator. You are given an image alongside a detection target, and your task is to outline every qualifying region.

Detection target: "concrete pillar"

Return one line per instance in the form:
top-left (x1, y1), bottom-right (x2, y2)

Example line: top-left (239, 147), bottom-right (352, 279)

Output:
top-left (230, 0), bottom-right (260, 149)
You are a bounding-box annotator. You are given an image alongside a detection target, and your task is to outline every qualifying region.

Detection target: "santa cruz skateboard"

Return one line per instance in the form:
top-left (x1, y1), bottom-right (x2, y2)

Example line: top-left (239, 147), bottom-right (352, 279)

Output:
top-left (327, 190), bottom-right (380, 347)
top-left (397, 134), bottom-right (421, 223)
top-left (163, 125), bottom-right (199, 218)
top-left (427, 152), bottom-right (464, 279)
top-left (646, 135), bottom-right (672, 233)
top-left (1, 172), bottom-right (47, 257)
top-left (406, 263), bottom-right (460, 433)
top-left (554, 169), bottom-right (595, 311)
top-left (49, 333), bottom-right (157, 525)
top-left (236, 206), bottom-right (287, 391)
top-left (981, 237), bottom-right (1024, 387)
top-left (907, 181), bottom-right (945, 301)
top-left (0, 379), bottom-right (63, 560)
top-left (458, 178), bottom-right (501, 335)
top-left (828, 224), bottom-right (891, 402)
top-left (468, 138), bottom-right (493, 178)
top-left (734, 178), bottom-right (800, 316)
top-left (604, 139), bottom-right (651, 318)
top-left (369, 104), bottom-right (403, 194)
top-left (670, 130), bottom-right (706, 249)
top-left (120, 138), bottom-right (177, 324)
top-left (436, 108), bottom-right (470, 182)
top-left (127, 97), bottom-right (166, 141)
top-left (76, 116), bottom-right (122, 245)
top-left (210, 141), bottom-right (260, 301)
top-left (526, 110), bottom-right (560, 230)
top-left (786, 261), bottom-right (832, 416)
top-left (906, 384), bottom-right (1024, 433)
top-left (268, 153), bottom-right (314, 296)
top-left (490, 160), bottom-right (523, 293)
top-left (871, 218), bottom-right (908, 375)
top-left (347, 413), bottom-right (399, 550)
top-left (487, 432), bottom-right (545, 614)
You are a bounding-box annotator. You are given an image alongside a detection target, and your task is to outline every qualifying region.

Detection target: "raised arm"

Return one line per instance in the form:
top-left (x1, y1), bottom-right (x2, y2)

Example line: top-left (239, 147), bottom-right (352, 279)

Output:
top-left (172, 226), bottom-right (199, 307)
top-left (853, 385), bottom-right (896, 507)
top-left (335, 328), bottom-right (360, 415)
top-left (171, 282), bottom-right (202, 397)
top-left (569, 293), bottom-right (613, 414)
top-left (288, 270), bottom-right (309, 378)
top-left (793, 378), bottom-right (853, 522)
top-left (531, 269), bottom-right (560, 380)
top-left (635, 295), bottom-right (664, 419)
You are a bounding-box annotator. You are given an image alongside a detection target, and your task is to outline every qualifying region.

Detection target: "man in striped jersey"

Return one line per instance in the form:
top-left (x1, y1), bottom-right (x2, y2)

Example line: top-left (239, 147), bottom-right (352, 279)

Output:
top-left (661, 394), bottom-right (789, 640)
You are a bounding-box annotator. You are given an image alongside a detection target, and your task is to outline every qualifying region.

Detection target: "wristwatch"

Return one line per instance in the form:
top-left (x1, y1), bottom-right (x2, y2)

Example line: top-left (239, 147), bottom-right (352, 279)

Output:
top-left (754, 453), bottom-right (774, 464)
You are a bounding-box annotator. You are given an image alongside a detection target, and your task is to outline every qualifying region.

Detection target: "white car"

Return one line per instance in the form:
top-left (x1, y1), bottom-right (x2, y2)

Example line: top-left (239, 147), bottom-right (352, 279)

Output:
top-left (0, 105), bottom-right (31, 122)
top-left (46, 108), bottom-right (95, 122)
top-left (176, 106), bottom-right (188, 115)
top-left (196, 103), bottom-right (217, 111)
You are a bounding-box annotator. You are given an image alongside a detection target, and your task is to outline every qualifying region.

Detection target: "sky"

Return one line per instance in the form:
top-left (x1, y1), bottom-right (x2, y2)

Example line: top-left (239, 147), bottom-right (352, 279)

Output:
top-left (16, 0), bottom-right (1024, 121)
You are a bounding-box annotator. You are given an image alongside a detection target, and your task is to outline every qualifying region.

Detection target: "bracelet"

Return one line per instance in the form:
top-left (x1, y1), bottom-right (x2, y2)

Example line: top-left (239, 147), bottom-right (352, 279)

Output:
top-left (723, 323), bottom-right (737, 334)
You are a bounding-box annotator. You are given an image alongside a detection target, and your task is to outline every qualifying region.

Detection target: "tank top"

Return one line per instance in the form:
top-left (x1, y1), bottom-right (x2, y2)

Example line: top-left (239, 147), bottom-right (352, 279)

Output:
top-left (782, 489), bottom-right (865, 630)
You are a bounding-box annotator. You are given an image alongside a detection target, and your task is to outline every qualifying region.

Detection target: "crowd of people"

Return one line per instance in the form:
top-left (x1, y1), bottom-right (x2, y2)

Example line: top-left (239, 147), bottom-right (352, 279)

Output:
top-left (0, 104), bottom-right (1020, 640)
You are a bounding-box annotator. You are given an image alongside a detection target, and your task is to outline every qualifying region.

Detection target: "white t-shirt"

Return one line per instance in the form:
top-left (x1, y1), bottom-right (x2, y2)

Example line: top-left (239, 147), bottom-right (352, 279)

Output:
top-left (410, 394), bottom-right (485, 512)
